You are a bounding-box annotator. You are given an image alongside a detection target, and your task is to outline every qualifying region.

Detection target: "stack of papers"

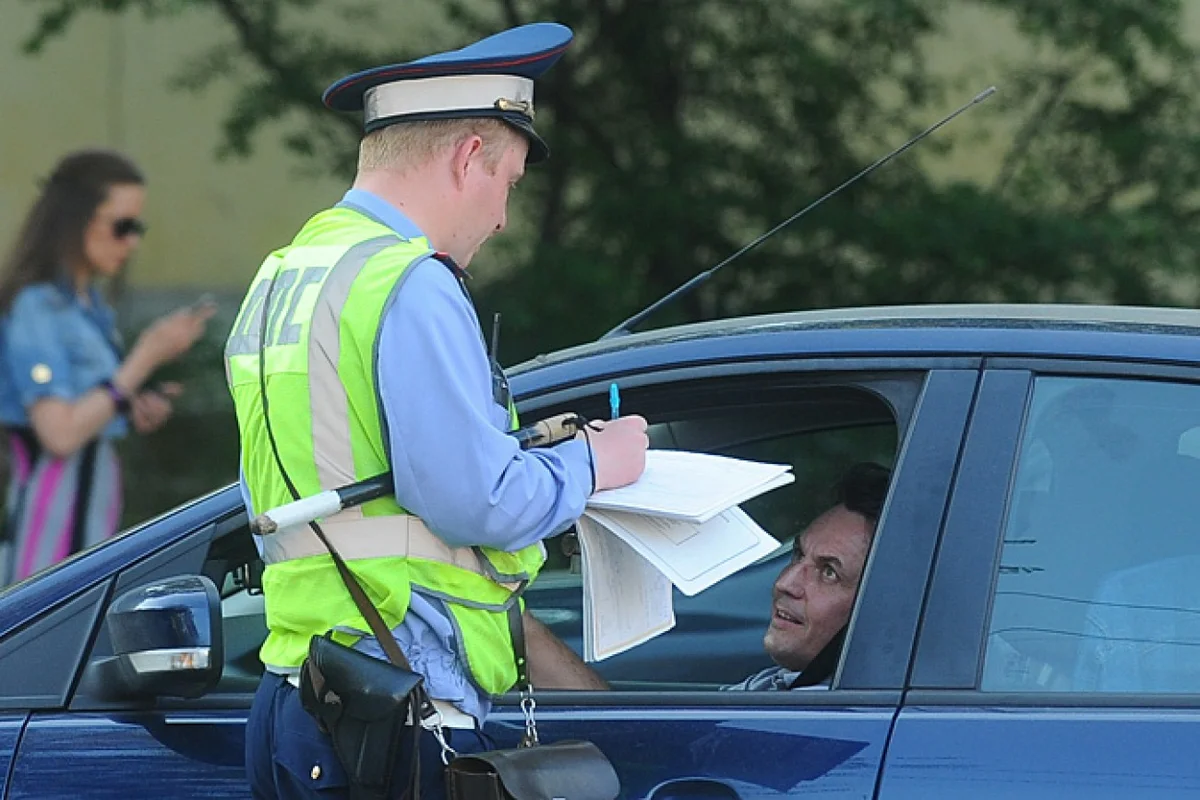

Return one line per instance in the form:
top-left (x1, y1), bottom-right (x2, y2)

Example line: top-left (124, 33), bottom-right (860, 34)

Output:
top-left (576, 450), bottom-right (792, 661)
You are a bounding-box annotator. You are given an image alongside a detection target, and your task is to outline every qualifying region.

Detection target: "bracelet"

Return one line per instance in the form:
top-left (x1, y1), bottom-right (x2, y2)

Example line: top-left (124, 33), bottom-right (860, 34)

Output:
top-left (100, 379), bottom-right (132, 415)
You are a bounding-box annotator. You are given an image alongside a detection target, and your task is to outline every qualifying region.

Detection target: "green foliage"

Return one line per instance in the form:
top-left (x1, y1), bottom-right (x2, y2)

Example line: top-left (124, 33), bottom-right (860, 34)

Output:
top-left (20, 0), bottom-right (1200, 520)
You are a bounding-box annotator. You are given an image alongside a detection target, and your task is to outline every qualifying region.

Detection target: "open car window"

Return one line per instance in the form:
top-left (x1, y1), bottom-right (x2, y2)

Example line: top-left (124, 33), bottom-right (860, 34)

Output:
top-left (525, 373), bottom-right (908, 691)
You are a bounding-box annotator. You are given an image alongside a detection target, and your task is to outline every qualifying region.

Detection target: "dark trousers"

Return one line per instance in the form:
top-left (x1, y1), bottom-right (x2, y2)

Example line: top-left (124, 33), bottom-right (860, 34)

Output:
top-left (246, 672), bottom-right (491, 799)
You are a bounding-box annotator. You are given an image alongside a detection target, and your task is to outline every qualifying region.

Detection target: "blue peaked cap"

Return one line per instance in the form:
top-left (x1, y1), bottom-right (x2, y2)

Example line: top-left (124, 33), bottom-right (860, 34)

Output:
top-left (323, 23), bottom-right (573, 163)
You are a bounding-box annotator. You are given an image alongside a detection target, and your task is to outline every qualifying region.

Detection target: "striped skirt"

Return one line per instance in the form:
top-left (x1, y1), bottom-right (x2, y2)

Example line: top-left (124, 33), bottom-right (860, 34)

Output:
top-left (0, 428), bottom-right (122, 587)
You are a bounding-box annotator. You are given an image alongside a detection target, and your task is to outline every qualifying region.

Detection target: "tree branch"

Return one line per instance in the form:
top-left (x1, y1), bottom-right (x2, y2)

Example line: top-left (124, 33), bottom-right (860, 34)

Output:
top-left (208, 0), bottom-right (360, 138)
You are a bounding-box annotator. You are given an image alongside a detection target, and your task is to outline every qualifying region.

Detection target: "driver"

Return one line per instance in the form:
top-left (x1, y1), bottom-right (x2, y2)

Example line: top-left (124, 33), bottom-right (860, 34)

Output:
top-left (723, 462), bottom-right (890, 691)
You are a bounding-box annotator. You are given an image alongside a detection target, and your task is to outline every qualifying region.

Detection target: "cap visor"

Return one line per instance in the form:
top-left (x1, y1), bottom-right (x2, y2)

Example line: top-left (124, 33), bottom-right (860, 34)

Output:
top-left (503, 117), bottom-right (549, 163)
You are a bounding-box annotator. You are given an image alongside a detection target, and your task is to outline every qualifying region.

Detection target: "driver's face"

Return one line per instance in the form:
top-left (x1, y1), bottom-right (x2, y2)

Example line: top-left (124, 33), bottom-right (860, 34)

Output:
top-left (763, 505), bottom-right (871, 672)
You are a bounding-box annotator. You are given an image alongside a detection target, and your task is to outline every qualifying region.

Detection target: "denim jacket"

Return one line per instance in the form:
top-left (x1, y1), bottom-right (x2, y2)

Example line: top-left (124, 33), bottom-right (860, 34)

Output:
top-left (0, 282), bottom-right (128, 439)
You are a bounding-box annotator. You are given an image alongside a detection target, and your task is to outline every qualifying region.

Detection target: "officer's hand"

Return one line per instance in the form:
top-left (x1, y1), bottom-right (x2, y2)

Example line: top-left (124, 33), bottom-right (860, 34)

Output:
top-left (584, 415), bottom-right (649, 492)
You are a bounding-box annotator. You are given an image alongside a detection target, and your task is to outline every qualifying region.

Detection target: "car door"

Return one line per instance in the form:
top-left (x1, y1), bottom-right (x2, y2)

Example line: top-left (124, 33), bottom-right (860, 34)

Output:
top-left (0, 716), bottom-right (21, 795)
top-left (492, 358), bottom-right (979, 798)
top-left (4, 500), bottom-right (262, 799)
top-left (881, 362), bottom-right (1200, 798)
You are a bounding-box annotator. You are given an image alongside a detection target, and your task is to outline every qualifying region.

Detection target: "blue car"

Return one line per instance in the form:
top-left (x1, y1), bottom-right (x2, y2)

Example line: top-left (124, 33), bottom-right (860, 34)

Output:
top-left (4, 304), bottom-right (1200, 798)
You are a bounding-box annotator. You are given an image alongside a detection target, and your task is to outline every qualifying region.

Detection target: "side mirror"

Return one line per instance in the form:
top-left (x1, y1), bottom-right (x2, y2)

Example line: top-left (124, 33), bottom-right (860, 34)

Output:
top-left (88, 575), bottom-right (223, 700)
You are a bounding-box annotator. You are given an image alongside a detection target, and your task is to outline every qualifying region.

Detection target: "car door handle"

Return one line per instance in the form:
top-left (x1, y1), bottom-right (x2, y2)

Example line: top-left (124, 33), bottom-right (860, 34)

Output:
top-left (647, 778), bottom-right (741, 799)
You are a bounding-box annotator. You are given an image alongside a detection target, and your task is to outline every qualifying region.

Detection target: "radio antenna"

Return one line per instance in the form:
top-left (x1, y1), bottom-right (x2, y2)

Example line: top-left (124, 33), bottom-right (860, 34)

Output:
top-left (602, 86), bottom-right (997, 339)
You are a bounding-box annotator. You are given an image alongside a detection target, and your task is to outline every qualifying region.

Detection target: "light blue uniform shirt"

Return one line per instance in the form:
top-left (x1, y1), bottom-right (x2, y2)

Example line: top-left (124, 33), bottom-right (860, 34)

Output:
top-left (0, 283), bottom-right (128, 438)
top-left (245, 188), bottom-right (593, 722)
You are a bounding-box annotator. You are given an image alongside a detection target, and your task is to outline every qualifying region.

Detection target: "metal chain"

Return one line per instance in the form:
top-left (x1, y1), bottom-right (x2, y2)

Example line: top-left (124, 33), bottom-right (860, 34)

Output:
top-left (420, 703), bottom-right (458, 764)
top-left (519, 687), bottom-right (539, 747)
top-left (431, 723), bottom-right (458, 765)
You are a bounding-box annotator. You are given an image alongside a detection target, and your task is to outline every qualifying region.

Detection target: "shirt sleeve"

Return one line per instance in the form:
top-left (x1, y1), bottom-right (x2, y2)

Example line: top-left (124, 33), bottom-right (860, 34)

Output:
top-left (376, 258), bottom-right (594, 552)
top-left (4, 286), bottom-right (77, 408)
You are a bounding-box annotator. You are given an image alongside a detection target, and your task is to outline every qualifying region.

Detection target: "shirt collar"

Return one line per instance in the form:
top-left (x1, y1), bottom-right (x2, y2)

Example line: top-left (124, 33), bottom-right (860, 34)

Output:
top-left (51, 279), bottom-right (108, 314)
top-left (771, 668), bottom-right (803, 690)
top-left (340, 188), bottom-right (425, 240)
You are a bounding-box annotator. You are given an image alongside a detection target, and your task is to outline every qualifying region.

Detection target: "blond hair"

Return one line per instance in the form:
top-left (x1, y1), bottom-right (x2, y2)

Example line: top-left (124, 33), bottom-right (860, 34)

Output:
top-left (358, 118), bottom-right (519, 173)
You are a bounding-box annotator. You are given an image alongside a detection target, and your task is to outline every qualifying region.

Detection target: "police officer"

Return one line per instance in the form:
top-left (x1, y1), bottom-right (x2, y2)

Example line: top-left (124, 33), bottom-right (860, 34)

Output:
top-left (225, 22), bottom-right (649, 800)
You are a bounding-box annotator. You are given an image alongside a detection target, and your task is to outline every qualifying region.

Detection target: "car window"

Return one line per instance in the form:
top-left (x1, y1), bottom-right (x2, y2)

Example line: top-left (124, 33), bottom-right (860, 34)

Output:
top-left (526, 377), bottom-right (901, 690)
top-left (982, 376), bottom-right (1200, 694)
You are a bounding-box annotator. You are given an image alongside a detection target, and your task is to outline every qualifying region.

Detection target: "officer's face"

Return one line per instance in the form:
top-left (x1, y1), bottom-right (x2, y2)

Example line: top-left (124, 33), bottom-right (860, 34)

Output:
top-left (763, 506), bottom-right (871, 673)
top-left (83, 183), bottom-right (145, 278)
top-left (459, 134), bottom-right (527, 267)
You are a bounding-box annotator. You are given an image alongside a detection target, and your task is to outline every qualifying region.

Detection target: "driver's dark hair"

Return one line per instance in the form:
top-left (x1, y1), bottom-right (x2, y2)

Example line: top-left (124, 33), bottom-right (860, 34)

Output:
top-left (832, 461), bottom-right (891, 528)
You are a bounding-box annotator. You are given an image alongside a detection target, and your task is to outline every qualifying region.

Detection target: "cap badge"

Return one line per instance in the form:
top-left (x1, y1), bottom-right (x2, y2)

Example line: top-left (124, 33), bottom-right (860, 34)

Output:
top-left (495, 97), bottom-right (534, 119)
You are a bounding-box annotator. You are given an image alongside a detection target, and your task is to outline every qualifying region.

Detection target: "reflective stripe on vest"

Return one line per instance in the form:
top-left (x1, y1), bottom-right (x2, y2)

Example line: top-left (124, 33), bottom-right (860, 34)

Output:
top-left (258, 510), bottom-right (528, 593)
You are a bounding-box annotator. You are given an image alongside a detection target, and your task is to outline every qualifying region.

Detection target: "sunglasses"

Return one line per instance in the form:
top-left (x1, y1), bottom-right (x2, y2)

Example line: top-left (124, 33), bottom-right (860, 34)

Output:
top-left (112, 217), bottom-right (148, 239)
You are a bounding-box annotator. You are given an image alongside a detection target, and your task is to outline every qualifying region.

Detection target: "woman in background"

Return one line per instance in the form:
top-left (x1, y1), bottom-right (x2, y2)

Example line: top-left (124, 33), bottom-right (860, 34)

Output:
top-left (0, 149), bottom-right (214, 586)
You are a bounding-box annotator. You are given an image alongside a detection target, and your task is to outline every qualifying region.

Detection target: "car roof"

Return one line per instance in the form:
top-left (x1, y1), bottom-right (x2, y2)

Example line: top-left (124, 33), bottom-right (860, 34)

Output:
top-left (509, 303), bottom-right (1200, 379)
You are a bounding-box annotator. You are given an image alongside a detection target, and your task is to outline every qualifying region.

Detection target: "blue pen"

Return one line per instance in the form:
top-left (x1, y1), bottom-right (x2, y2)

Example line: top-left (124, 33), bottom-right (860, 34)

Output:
top-left (609, 382), bottom-right (621, 420)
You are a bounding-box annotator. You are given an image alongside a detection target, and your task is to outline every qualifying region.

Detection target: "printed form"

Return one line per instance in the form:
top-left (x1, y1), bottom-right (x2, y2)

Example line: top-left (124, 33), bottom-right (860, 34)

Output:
top-left (577, 515), bottom-right (675, 662)
top-left (575, 450), bottom-right (791, 661)
top-left (582, 506), bottom-right (780, 596)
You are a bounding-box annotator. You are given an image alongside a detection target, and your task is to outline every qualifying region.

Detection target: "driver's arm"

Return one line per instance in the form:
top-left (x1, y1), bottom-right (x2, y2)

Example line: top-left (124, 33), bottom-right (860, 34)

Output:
top-left (523, 611), bottom-right (609, 690)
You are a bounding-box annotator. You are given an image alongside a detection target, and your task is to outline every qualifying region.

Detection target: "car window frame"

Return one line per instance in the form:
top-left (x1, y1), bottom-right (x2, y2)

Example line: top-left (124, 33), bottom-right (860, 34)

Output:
top-left (910, 356), bottom-right (1200, 706)
top-left (509, 355), bottom-right (981, 707)
top-left (527, 373), bottom-right (910, 691)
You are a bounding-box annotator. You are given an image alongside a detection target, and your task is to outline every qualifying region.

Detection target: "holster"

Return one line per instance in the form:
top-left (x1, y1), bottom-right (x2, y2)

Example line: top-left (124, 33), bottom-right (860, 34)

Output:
top-left (299, 632), bottom-right (427, 800)
top-left (446, 740), bottom-right (620, 800)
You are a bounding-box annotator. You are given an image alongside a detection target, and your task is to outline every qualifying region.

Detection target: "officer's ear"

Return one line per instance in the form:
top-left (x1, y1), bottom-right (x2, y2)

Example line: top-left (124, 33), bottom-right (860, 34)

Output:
top-left (450, 134), bottom-right (486, 188)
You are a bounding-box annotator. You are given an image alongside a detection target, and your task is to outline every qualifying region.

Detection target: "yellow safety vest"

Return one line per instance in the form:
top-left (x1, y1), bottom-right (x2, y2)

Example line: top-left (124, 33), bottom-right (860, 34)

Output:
top-left (224, 206), bottom-right (543, 696)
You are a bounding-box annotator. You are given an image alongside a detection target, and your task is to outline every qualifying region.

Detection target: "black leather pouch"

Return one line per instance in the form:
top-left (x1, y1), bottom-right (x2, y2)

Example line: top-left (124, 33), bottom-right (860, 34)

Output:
top-left (299, 632), bottom-right (426, 799)
top-left (446, 739), bottom-right (620, 800)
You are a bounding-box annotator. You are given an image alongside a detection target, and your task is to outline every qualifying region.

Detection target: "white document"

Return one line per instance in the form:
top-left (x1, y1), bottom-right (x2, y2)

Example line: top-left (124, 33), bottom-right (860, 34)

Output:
top-left (587, 450), bottom-right (795, 523)
top-left (574, 449), bottom-right (792, 662)
top-left (577, 515), bottom-right (675, 661)
top-left (582, 505), bottom-right (781, 597)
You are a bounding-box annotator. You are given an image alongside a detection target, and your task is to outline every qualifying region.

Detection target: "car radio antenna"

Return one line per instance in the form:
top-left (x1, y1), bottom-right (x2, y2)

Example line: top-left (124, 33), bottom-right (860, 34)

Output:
top-left (601, 85), bottom-right (997, 339)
